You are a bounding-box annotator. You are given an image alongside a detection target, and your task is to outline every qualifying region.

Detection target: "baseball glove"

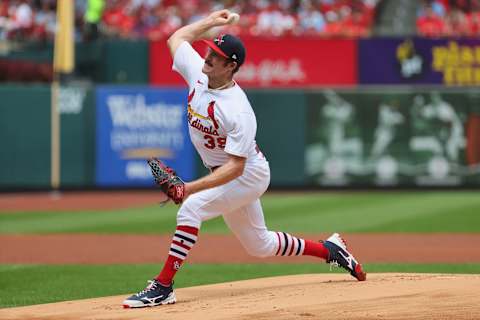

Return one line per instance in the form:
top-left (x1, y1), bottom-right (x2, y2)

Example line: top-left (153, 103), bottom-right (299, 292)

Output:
top-left (147, 157), bottom-right (185, 205)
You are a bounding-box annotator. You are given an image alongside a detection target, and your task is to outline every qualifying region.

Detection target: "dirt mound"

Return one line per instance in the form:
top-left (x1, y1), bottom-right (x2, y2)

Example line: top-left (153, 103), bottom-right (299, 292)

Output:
top-left (1, 273), bottom-right (479, 320)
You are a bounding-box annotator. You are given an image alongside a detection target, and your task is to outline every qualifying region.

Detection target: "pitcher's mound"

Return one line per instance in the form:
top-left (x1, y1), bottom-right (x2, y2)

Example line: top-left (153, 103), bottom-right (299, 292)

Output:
top-left (1, 273), bottom-right (480, 320)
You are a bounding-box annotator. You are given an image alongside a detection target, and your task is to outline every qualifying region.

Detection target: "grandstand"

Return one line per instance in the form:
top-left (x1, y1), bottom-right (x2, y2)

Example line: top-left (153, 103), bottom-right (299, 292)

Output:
top-left (1, 0), bottom-right (380, 41)
top-left (2, 1), bottom-right (479, 43)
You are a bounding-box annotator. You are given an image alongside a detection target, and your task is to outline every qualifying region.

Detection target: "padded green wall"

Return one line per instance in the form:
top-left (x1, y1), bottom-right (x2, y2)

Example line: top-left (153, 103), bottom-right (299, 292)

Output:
top-left (0, 85), bottom-right (95, 189)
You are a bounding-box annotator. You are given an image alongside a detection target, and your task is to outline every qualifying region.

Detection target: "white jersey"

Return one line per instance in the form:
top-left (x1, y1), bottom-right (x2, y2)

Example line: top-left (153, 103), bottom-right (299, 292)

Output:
top-left (172, 41), bottom-right (266, 169)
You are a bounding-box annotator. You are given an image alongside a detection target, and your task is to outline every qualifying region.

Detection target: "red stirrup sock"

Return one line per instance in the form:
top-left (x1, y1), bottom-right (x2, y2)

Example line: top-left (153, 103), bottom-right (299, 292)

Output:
top-left (303, 239), bottom-right (329, 260)
top-left (156, 225), bottom-right (198, 286)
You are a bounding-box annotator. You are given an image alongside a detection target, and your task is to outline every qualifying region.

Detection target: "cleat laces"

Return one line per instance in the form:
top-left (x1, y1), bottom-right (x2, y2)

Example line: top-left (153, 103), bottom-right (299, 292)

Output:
top-left (135, 280), bottom-right (158, 297)
top-left (329, 260), bottom-right (340, 271)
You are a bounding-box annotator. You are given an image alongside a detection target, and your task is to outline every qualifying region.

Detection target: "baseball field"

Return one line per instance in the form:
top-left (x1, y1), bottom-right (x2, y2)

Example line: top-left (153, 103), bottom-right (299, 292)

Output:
top-left (0, 190), bottom-right (479, 319)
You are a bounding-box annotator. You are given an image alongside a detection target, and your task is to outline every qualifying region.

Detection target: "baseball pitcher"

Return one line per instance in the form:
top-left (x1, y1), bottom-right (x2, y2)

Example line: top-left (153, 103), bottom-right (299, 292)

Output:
top-left (123, 9), bottom-right (366, 308)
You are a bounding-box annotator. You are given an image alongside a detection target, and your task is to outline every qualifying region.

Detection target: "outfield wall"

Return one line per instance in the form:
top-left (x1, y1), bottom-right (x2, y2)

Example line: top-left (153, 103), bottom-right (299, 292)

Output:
top-left (1, 85), bottom-right (479, 189)
top-left (0, 84), bottom-right (95, 188)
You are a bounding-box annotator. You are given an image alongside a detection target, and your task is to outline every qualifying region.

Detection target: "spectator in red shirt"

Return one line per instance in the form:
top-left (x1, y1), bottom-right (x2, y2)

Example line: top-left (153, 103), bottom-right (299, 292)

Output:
top-left (417, 4), bottom-right (447, 37)
top-left (343, 7), bottom-right (370, 37)
top-left (467, 0), bottom-right (480, 35)
top-left (445, 7), bottom-right (472, 36)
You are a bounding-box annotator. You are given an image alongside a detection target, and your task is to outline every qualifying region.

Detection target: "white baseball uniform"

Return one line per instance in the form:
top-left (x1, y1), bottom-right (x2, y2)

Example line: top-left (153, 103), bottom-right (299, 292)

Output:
top-left (172, 41), bottom-right (301, 258)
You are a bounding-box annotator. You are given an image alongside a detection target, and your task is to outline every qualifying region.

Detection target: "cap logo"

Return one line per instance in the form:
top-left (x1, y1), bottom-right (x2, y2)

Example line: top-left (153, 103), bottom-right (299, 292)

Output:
top-left (214, 35), bottom-right (225, 45)
top-left (231, 54), bottom-right (237, 60)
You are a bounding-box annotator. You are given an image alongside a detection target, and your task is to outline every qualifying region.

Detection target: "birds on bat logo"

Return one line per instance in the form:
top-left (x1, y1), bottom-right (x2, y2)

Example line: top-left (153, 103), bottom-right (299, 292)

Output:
top-left (173, 261), bottom-right (181, 270)
top-left (214, 35), bottom-right (225, 45)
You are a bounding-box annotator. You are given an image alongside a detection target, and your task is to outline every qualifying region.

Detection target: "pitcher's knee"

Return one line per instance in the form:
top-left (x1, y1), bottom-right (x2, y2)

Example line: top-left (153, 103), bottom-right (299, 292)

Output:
top-left (177, 202), bottom-right (202, 229)
top-left (242, 231), bottom-right (277, 258)
top-left (245, 246), bottom-right (271, 258)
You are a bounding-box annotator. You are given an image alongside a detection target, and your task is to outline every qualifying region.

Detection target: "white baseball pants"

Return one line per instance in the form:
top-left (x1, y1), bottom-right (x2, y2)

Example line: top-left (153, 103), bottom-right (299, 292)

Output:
top-left (177, 160), bottom-right (278, 257)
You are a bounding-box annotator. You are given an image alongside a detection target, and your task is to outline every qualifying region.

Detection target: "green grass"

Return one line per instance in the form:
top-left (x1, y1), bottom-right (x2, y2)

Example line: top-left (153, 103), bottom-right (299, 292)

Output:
top-left (1, 263), bottom-right (480, 308)
top-left (1, 192), bottom-right (479, 234)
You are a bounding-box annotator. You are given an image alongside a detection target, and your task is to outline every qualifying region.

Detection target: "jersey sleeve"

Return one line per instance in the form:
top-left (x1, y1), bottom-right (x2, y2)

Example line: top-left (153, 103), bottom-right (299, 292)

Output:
top-left (172, 41), bottom-right (205, 88)
top-left (224, 112), bottom-right (257, 158)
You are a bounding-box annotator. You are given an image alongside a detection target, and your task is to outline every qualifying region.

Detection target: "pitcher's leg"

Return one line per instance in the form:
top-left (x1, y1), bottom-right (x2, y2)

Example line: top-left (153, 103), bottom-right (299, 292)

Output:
top-left (156, 182), bottom-right (240, 287)
top-left (223, 199), bottom-right (327, 259)
top-left (123, 180), bottom-right (247, 308)
top-left (222, 200), bottom-right (277, 257)
top-left (223, 200), bottom-right (365, 281)
top-left (155, 175), bottom-right (267, 287)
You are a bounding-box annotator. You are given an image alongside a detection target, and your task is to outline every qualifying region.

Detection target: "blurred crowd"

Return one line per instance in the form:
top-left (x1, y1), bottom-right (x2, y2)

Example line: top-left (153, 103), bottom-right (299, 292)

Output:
top-left (0, 0), bottom-right (84, 41)
top-left (100, 0), bottom-right (379, 39)
top-left (417, 0), bottom-right (480, 37)
top-left (3, 0), bottom-right (480, 42)
top-left (0, 0), bottom-right (379, 42)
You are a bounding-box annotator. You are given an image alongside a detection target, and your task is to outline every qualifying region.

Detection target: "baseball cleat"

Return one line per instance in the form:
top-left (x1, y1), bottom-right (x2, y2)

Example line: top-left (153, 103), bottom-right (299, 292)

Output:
top-left (123, 280), bottom-right (176, 308)
top-left (323, 233), bottom-right (366, 281)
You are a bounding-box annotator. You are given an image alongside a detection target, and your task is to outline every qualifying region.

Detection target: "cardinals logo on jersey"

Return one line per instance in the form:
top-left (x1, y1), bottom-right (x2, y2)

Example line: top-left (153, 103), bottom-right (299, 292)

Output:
top-left (207, 101), bottom-right (219, 129)
top-left (187, 100), bottom-right (220, 136)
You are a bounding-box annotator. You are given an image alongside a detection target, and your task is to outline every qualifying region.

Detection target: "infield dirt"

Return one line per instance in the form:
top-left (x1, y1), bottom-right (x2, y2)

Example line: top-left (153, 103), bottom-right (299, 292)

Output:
top-left (1, 273), bottom-right (480, 320)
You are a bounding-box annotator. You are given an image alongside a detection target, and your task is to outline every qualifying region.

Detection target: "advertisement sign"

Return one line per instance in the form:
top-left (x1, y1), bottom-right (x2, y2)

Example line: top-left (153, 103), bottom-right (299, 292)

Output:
top-left (359, 38), bottom-right (480, 86)
top-left (150, 37), bottom-right (357, 87)
top-left (96, 86), bottom-right (194, 186)
top-left (305, 89), bottom-right (480, 187)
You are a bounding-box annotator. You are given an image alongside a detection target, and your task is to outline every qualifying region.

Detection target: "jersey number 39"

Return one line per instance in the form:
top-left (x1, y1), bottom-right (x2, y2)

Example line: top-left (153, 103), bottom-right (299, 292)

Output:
top-left (204, 135), bottom-right (226, 149)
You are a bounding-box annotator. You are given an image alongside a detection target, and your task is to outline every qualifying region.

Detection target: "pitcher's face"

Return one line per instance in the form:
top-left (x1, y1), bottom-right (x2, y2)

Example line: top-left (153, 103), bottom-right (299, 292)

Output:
top-left (202, 49), bottom-right (236, 79)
